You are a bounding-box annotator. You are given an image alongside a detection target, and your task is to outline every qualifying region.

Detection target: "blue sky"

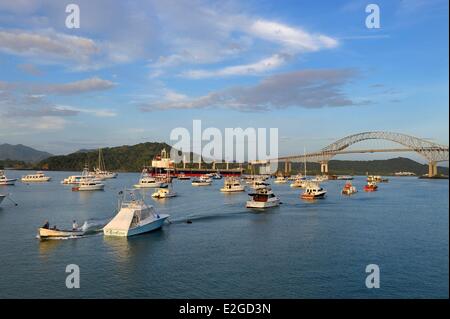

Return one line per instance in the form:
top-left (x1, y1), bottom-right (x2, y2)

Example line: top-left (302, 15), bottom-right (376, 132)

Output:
top-left (0, 0), bottom-right (448, 161)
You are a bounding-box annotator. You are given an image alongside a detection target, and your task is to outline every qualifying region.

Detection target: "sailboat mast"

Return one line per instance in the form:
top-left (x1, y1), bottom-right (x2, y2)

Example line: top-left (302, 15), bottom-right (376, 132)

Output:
top-left (304, 146), bottom-right (306, 177)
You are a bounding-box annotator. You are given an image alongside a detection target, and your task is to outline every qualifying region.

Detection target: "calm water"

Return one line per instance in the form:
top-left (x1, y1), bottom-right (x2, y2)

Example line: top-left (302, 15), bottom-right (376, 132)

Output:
top-left (0, 170), bottom-right (448, 298)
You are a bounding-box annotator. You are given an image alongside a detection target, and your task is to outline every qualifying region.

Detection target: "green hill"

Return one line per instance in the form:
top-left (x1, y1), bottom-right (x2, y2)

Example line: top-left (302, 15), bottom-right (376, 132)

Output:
top-left (39, 142), bottom-right (171, 172)
top-left (0, 143), bottom-right (52, 162)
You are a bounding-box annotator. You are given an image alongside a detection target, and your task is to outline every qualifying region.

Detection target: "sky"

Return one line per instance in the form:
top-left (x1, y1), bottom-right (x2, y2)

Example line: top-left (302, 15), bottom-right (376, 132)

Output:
top-left (0, 0), bottom-right (448, 162)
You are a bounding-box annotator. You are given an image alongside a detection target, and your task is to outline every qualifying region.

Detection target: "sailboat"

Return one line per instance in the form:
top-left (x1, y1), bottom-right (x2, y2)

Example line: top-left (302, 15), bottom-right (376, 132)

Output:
top-left (91, 148), bottom-right (118, 179)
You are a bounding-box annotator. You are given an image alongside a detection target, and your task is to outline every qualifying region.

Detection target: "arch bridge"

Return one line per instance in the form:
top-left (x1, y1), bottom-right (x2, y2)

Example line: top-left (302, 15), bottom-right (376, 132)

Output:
top-left (271, 131), bottom-right (449, 177)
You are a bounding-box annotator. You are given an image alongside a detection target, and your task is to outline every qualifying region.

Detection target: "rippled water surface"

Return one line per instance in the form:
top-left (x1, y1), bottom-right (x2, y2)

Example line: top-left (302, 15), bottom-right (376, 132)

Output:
top-left (0, 171), bottom-right (448, 298)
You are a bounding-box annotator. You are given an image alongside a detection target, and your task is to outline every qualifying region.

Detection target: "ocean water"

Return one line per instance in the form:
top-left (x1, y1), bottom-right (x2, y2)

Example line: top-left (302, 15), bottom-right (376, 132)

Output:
top-left (0, 171), bottom-right (448, 298)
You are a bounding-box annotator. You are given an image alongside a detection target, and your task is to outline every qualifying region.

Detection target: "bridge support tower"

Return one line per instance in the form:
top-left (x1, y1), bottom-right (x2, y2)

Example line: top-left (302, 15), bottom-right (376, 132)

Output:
top-left (428, 161), bottom-right (438, 177)
top-left (320, 161), bottom-right (329, 175)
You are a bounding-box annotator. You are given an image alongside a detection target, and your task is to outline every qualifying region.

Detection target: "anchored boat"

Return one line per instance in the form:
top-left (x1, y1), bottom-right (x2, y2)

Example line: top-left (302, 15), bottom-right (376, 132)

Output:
top-left (274, 176), bottom-right (287, 184)
top-left (21, 171), bottom-right (51, 183)
top-left (364, 181), bottom-right (378, 192)
top-left (104, 190), bottom-right (169, 237)
top-left (191, 175), bottom-right (212, 186)
top-left (220, 177), bottom-right (245, 192)
top-left (134, 169), bottom-right (163, 188)
top-left (301, 182), bottom-right (327, 200)
top-left (0, 170), bottom-right (17, 185)
top-left (246, 186), bottom-right (280, 209)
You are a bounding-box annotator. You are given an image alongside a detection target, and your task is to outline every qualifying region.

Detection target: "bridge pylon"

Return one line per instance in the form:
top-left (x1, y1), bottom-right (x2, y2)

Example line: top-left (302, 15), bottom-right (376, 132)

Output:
top-left (428, 161), bottom-right (438, 177)
top-left (320, 161), bottom-right (329, 175)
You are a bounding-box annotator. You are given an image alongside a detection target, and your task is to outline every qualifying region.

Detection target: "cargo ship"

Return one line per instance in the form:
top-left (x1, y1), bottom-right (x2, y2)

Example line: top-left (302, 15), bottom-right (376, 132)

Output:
top-left (147, 149), bottom-right (243, 177)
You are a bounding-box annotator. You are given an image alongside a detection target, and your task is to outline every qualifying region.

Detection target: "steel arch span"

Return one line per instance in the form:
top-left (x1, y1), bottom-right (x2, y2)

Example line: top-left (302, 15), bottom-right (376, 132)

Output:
top-left (320, 131), bottom-right (449, 163)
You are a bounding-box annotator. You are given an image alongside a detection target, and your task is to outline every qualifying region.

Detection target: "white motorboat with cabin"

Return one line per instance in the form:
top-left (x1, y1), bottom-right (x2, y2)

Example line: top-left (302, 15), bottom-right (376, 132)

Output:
top-left (246, 186), bottom-right (280, 209)
top-left (152, 186), bottom-right (177, 198)
top-left (21, 171), bottom-right (51, 182)
top-left (134, 170), bottom-right (163, 188)
top-left (177, 173), bottom-right (190, 180)
top-left (191, 175), bottom-right (212, 186)
top-left (274, 176), bottom-right (287, 184)
top-left (301, 182), bottom-right (327, 200)
top-left (103, 189), bottom-right (169, 237)
top-left (0, 170), bottom-right (17, 185)
top-left (220, 177), bottom-right (245, 192)
top-left (72, 166), bottom-right (104, 191)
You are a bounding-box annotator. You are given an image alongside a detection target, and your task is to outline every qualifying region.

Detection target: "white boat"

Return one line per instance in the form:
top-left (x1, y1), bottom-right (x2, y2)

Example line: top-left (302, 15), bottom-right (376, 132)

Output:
top-left (274, 176), bottom-right (287, 184)
top-left (21, 171), bottom-right (51, 183)
top-left (246, 187), bottom-right (280, 209)
top-left (71, 166), bottom-right (104, 191)
top-left (336, 175), bottom-right (353, 180)
top-left (152, 187), bottom-right (177, 198)
top-left (0, 194), bottom-right (5, 206)
top-left (301, 182), bottom-right (327, 200)
top-left (220, 177), bottom-right (245, 192)
top-left (90, 148), bottom-right (118, 179)
top-left (38, 227), bottom-right (84, 239)
top-left (191, 175), bottom-right (212, 186)
top-left (250, 180), bottom-right (270, 190)
top-left (211, 172), bottom-right (222, 179)
top-left (0, 170), bottom-right (17, 185)
top-left (177, 173), bottom-right (190, 180)
top-left (290, 178), bottom-right (307, 188)
top-left (61, 175), bottom-right (83, 185)
top-left (104, 189), bottom-right (169, 237)
top-left (311, 175), bottom-right (328, 182)
top-left (134, 170), bottom-right (163, 188)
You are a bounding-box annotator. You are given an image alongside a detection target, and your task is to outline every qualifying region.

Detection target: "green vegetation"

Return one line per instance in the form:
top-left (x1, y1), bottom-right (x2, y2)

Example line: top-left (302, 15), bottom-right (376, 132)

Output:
top-left (39, 142), bottom-right (171, 172)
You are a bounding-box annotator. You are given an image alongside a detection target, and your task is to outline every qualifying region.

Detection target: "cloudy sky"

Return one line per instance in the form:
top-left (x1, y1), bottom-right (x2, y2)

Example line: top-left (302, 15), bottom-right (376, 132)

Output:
top-left (0, 0), bottom-right (448, 159)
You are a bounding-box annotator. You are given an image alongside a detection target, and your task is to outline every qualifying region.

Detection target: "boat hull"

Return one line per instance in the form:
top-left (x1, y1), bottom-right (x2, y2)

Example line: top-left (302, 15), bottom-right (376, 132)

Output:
top-left (21, 177), bottom-right (51, 182)
top-left (104, 215), bottom-right (169, 237)
top-left (246, 199), bottom-right (280, 208)
top-left (301, 192), bottom-right (326, 200)
top-left (220, 187), bottom-right (245, 192)
top-left (38, 228), bottom-right (84, 238)
top-left (72, 184), bottom-right (105, 191)
top-left (134, 183), bottom-right (162, 188)
top-left (0, 179), bottom-right (17, 185)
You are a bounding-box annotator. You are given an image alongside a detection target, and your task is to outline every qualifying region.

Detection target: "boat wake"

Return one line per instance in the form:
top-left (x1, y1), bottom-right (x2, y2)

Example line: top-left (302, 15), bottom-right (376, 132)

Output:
top-left (168, 210), bottom-right (248, 224)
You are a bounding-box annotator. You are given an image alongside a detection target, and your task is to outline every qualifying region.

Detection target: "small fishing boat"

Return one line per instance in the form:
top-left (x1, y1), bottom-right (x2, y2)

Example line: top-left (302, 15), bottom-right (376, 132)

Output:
top-left (21, 171), bottom-right (51, 182)
top-left (38, 227), bottom-right (85, 239)
top-left (342, 182), bottom-right (357, 195)
top-left (0, 170), bottom-right (17, 185)
top-left (220, 177), bottom-right (245, 192)
top-left (364, 181), bottom-right (378, 192)
top-left (274, 176), bottom-right (287, 184)
top-left (191, 175), bottom-right (212, 186)
top-left (104, 189), bottom-right (169, 237)
top-left (246, 187), bottom-right (280, 209)
top-left (301, 183), bottom-right (327, 200)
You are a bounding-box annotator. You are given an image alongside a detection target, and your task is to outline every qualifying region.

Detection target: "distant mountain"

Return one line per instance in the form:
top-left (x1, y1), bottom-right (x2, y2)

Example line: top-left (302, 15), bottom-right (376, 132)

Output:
top-left (39, 142), bottom-right (172, 172)
top-left (0, 143), bottom-right (53, 162)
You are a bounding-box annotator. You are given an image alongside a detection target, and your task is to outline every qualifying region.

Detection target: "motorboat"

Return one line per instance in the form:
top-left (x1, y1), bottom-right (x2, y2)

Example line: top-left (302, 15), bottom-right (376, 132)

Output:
top-left (0, 170), bottom-right (17, 185)
top-left (38, 227), bottom-right (85, 239)
top-left (288, 174), bottom-right (304, 181)
top-left (191, 175), bottom-right (212, 186)
top-left (61, 175), bottom-right (82, 185)
top-left (220, 177), bottom-right (245, 192)
top-left (274, 176), bottom-right (287, 184)
top-left (311, 175), bottom-right (329, 182)
top-left (301, 182), bottom-right (327, 200)
top-left (290, 178), bottom-right (307, 188)
top-left (342, 182), bottom-right (357, 195)
top-left (364, 181), bottom-right (378, 192)
top-left (211, 172), bottom-right (222, 180)
top-left (177, 173), bottom-right (190, 180)
top-left (336, 175), bottom-right (354, 180)
top-left (21, 171), bottom-right (51, 182)
top-left (246, 186), bottom-right (280, 209)
top-left (103, 189), bottom-right (169, 237)
top-left (367, 175), bottom-right (388, 183)
top-left (71, 166), bottom-right (104, 191)
top-left (152, 186), bottom-right (177, 198)
top-left (134, 170), bottom-right (163, 188)
top-left (250, 180), bottom-right (270, 190)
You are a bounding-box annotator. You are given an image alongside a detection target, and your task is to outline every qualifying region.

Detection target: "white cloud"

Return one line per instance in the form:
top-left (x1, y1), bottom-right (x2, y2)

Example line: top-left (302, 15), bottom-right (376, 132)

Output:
top-left (181, 54), bottom-right (290, 79)
top-left (32, 77), bottom-right (116, 95)
top-left (55, 105), bottom-right (117, 117)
